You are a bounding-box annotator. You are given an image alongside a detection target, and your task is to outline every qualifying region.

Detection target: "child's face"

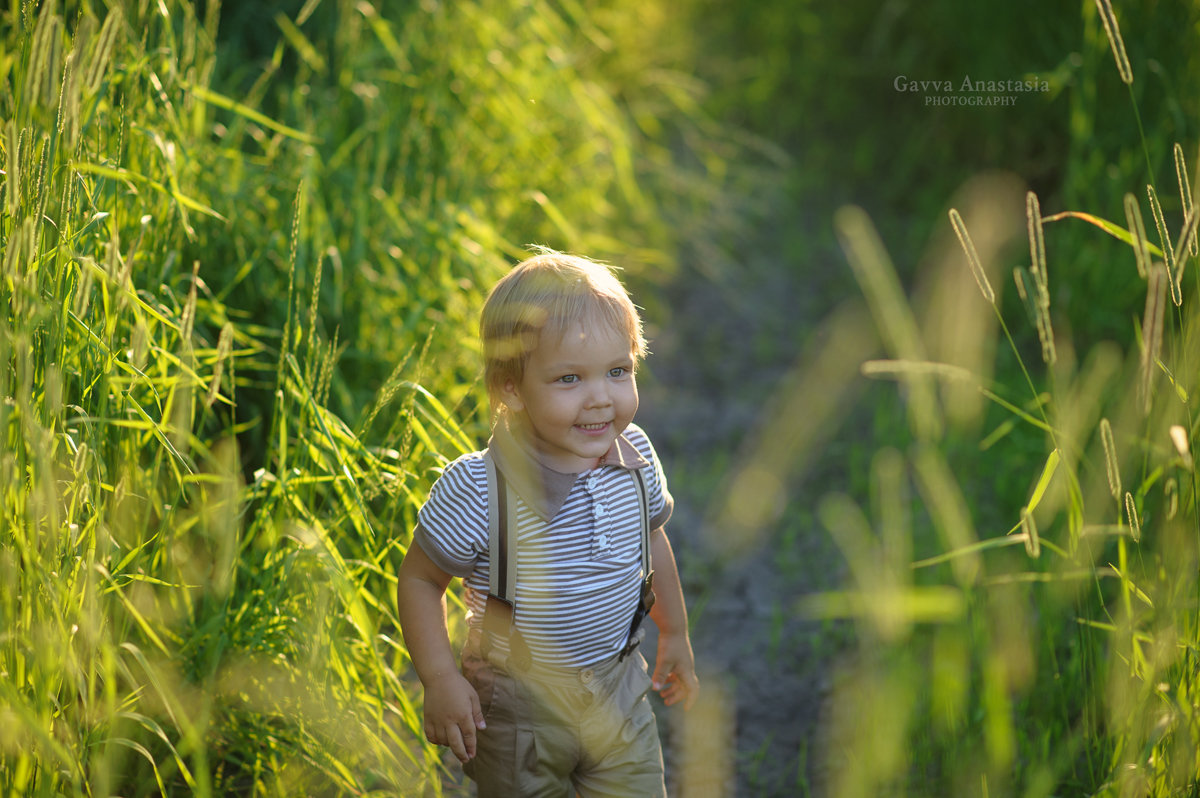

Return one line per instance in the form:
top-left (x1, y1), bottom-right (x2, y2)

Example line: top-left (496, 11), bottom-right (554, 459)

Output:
top-left (501, 318), bottom-right (638, 472)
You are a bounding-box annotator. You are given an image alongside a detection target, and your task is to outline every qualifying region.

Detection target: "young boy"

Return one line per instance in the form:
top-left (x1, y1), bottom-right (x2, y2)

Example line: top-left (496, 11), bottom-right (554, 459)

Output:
top-left (397, 250), bottom-right (698, 797)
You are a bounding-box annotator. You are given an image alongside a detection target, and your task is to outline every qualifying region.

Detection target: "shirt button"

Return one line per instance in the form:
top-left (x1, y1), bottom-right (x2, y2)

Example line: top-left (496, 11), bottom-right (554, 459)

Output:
top-left (587, 475), bottom-right (600, 491)
top-left (598, 534), bottom-right (609, 548)
top-left (594, 504), bottom-right (606, 520)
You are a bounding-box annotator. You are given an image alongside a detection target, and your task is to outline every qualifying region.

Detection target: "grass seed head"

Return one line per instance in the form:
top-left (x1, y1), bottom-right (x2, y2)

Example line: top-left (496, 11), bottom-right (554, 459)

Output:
top-left (1026, 191), bottom-right (1047, 291)
top-left (948, 208), bottom-right (995, 305)
top-left (1124, 193), bottom-right (1150, 279)
top-left (1094, 0), bottom-right (1134, 84)
top-left (1125, 491), bottom-right (1141, 542)
top-left (1174, 143), bottom-right (1197, 256)
top-left (1100, 418), bottom-right (1121, 501)
top-left (1140, 264), bottom-right (1167, 414)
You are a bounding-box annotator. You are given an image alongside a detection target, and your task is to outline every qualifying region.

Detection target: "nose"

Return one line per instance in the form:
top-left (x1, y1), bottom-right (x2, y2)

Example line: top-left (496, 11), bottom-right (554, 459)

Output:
top-left (583, 380), bottom-right (612, 409)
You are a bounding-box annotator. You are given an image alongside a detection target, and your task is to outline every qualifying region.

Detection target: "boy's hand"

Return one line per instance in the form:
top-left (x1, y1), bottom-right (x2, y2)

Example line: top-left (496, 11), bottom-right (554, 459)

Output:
top-left (651, 631), bottom-right (699, 710)
top-left (423, 672), bottom-right (486, 763)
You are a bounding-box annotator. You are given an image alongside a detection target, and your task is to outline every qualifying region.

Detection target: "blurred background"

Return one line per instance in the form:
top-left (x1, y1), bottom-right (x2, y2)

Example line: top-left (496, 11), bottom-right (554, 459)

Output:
top-left (4, 0), bottom-right (1200, 795)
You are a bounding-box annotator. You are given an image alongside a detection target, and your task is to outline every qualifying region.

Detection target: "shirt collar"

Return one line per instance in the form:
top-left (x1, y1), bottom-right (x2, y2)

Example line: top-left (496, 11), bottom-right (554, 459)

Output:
top-left (487, 416), bottom-right (649, 522)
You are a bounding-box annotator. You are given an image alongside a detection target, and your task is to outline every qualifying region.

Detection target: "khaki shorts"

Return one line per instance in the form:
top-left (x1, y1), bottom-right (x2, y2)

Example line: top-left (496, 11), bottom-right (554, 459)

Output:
top-left (461, 638), bottom-right (666, 798)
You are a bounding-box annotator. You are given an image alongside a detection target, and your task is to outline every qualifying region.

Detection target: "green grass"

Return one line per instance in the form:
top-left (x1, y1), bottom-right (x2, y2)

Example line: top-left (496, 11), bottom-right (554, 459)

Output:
top-left (0, 0), bottom-right (702, 794)
top-left (9, 0), bottom-right (1200, 795)
top-left (806, 5), bottom-right (1200, 794)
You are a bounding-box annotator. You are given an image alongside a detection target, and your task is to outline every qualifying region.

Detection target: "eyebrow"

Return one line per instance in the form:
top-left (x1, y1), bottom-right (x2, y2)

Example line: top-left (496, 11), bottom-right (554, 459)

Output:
top-left (541, 354), bottom-right (634, 372)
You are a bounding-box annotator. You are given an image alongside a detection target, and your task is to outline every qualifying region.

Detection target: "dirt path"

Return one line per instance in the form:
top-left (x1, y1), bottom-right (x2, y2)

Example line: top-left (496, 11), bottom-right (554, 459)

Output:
top-left (637, 229), bottom-right (863, 797)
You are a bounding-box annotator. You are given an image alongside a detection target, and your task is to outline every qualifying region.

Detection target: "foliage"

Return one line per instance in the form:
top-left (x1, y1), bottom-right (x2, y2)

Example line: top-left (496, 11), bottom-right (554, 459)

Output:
top-left (0, 0), bottom-right (704, 793)
top-left (809, 3), bottom-right (1200, 795)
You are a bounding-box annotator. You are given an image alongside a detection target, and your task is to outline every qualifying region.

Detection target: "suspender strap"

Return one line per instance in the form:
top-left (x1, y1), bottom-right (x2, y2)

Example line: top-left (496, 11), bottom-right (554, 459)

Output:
top-left (620, 466), bottom-right (656, 661)
top-left (633, 466), bottom-right (650, 577)
top-left (480, 452), bottom-right (652, 669)
top-left (483, 452), bottom-right (517, 601)
top-left (481, 452), bottom-right (529, 670)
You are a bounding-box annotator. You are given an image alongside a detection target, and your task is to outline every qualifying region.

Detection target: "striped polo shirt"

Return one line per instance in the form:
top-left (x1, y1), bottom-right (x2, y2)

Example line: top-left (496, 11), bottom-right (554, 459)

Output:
top-left (414, 419), bottom-right (673, 668)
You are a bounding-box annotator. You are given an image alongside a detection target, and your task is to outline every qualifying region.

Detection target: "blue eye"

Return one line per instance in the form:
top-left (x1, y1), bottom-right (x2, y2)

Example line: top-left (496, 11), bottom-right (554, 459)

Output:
top-left (609, 367), bottom-right (629, 378)
top-left (558, 374), bottom-right (578, 384)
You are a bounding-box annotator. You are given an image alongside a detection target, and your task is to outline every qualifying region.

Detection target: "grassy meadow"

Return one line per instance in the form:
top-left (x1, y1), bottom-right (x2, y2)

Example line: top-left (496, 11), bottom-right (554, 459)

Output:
top-left (0, 0), bottom-right (702, 794)
top-left (800, 2), bottom-right (1200, 796)
top-left (5, 0), bottom-right (1200, 796)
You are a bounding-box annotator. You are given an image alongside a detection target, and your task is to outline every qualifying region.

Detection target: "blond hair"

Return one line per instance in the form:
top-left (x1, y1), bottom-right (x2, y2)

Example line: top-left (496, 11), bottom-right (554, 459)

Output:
top-left (481, 250), bottom-right (647, 408)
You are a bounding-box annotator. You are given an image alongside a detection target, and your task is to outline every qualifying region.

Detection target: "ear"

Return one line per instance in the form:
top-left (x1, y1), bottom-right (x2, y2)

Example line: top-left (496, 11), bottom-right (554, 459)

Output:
top-left (499, 378), bottom-right (525, 413)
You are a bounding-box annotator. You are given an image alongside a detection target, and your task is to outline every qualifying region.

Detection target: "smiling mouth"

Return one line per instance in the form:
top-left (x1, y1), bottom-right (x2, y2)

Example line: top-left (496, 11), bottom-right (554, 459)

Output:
top-left (576, 422), bottom-right (610, 431)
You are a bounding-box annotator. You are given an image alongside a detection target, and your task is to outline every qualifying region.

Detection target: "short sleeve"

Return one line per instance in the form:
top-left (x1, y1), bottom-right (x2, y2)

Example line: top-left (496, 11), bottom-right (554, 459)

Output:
top-left (624, 423), bottom-right (673, 529)
top-left (412, 454), bottom-right (489, 578)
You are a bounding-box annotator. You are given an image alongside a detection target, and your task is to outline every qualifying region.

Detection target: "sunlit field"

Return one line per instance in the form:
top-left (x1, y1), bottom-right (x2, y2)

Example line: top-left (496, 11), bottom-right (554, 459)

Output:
top-left (4, 0), bottom-right (1200, 796)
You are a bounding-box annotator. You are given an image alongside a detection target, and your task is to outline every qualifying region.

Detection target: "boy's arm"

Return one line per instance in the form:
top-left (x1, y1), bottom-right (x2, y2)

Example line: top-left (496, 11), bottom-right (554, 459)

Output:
top-left (396, 540), bottom-right (486, 763)
top-left (647, 525), bottom-right (699, 710)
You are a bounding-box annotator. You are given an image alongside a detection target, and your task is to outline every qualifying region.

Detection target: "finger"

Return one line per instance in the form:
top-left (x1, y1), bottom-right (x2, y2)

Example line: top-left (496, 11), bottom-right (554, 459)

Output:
top-left (470, 691), bottom-right (487, 730)
top-left (444, 724), bottom-right (470, 763)
top-left (657, 678), bottom-right (680, 705)
top-left (651, 660), bottom-right (672, 690)
top-left (459, 717), bottom-right (478, 760)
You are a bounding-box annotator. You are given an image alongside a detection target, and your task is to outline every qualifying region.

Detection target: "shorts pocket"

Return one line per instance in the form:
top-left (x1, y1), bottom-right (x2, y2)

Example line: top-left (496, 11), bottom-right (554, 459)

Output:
top-left (461, 645), bottom-right (498, 718)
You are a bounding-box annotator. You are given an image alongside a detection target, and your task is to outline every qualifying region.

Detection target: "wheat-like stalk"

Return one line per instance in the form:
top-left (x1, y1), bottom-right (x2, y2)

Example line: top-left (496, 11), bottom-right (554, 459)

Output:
top-left (1095, 0), bottom-right (1134, 84)
top-left (1140, 263), bottom-right (1167, 414)
top-left (1175, 143), bottom-right (1197, 257)
top-left (1035, 297), bottom-right (1057, 365)
top-left (1100, 418), bottom-right (1121, 501)
top-left (1013, 267), bottom-right (1028, 302)
top-left (1124, 491), bottom-right (1141, 542)
top-left (1124, 192), bottom-right (1150, 279)
top-left (949, 208), bottom-right (995, 305)
top-left (1024, 192), bottom-right (1056, 364)
top-left (1174, 207), bottom-right (1199, 281)
top-left (1026, 191), bottom-right (1047, 294)
top-left (1142, 184), bottom-right (1171, 278)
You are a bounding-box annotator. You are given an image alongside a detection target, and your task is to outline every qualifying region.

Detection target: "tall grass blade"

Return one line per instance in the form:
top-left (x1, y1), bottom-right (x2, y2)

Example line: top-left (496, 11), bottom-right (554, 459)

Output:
top-left (1140, 264), bottom-right (1167, 414)
top-left (1123, 192), bottom-right (1150, 279)
top-left (836, 205), bottom-right (942, 441)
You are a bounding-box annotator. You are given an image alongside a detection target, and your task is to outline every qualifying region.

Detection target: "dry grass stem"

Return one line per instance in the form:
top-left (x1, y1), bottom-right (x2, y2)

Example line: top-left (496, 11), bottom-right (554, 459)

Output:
top-left (835, 205), bottom-right (942, 441)
top-left (1020, 506), bottom-right (1041, 558)
top-left (1140, 264), bottom-right (1167, 414)
top-left (1035, 300), bottom-right (1057, 365)
top-left (1026, 194), bottom-right (1052, 355)
top-left (1094, 0), bottom-right (1134, 84)
top-left (1173, 207), bottom-right (1199, 284)
top-left (948, 208), bottom-right (995, 305)
top-left (1125, 491), bottom-right (1141, 542)
top-left (1124, 192), bottom-right (1150, 279)
top-left (1026, 191), bottom-right (1047, 294)
top-left (1147, 184), bottom-right (1175, 277)
top-left (1174, 143), bottom-right (1197, 256)
top-left (861, 359), bottom-right (978, 383)
top-left (1013, 267), bottom-right (1029, 302)
top-left (1100, 418), bottom-right (1121, 501)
